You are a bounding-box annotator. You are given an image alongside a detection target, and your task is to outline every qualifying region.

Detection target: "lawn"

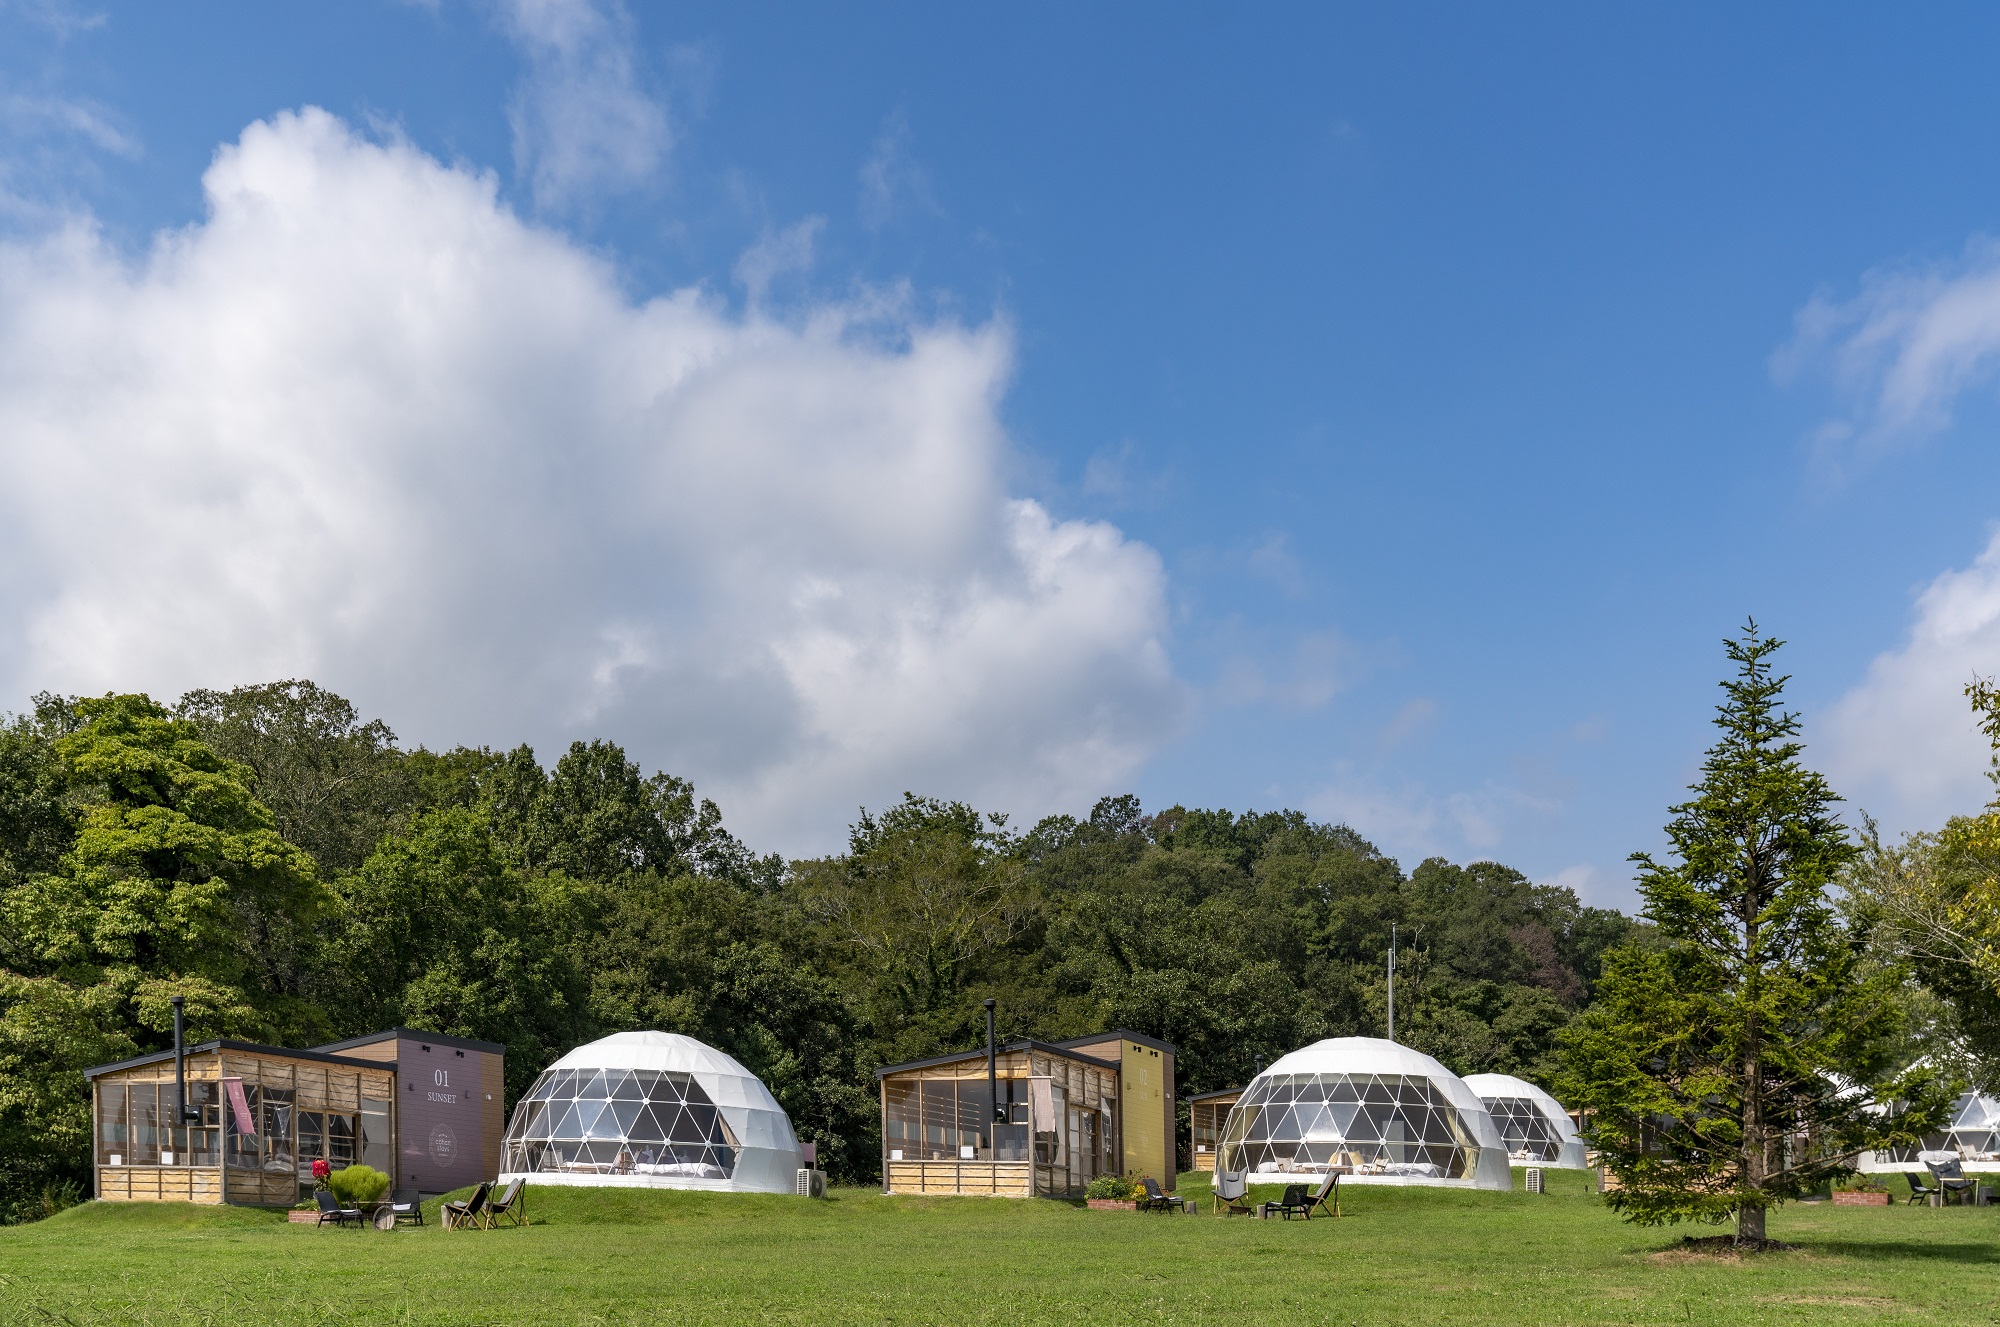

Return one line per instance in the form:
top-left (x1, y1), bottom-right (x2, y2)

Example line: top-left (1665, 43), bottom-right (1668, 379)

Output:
top-left (1, 1170), bottom-right (1993, 1326)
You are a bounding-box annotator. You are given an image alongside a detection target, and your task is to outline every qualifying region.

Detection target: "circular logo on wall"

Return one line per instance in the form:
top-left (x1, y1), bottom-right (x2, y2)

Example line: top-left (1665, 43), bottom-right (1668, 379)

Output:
top-left (429, 1125), bottom-right (457, 1166)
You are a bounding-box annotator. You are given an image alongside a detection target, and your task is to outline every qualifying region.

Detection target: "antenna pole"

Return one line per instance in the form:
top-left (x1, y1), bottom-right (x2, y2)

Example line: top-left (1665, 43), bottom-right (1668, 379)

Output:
top-left (1387, 924), bottom-right (1397, 1043)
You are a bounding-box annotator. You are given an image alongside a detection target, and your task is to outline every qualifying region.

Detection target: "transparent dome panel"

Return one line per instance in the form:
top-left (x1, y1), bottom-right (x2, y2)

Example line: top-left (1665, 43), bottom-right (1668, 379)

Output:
top-left (502, 1064), bottom-right (740, 1179)
top-left (1485, 1096), bottom-right (1563, 1161)
top-left (1218, 1073), bottom-right (1483, 1180)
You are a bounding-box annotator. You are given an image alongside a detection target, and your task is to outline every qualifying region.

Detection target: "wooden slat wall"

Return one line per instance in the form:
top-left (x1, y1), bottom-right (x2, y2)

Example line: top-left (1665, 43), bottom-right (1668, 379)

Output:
top-left (95, 1168), bottom-right (223, 1203)
top-left (884, 1161), bottom-right (1033, 1197)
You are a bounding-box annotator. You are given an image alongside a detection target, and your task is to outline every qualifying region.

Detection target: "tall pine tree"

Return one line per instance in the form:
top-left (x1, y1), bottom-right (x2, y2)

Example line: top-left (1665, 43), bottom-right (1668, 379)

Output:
top-left (1560, 624), bottom-right (1952, 1245)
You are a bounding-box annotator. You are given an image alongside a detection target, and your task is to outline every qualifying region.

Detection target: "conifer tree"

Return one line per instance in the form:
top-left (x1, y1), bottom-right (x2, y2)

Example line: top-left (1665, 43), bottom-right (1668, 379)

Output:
top-left (1559, 624), bottom-right (1952, 1245)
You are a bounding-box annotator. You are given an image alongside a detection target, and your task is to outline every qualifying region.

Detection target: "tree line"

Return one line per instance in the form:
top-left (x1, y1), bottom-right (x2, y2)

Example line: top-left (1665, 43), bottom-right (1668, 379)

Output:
top-left (0, 681), bottom-right (1634, 1219)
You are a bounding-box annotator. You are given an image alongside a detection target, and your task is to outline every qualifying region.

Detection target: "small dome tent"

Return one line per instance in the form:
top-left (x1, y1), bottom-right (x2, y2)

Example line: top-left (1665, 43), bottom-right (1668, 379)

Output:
top-left (1217, 1038), bottom-right (1510, 1190)
top-left (499, 1032), bottom-right (804, 1193)
top-left (1462, 1073), bottom-right (1588, 1168)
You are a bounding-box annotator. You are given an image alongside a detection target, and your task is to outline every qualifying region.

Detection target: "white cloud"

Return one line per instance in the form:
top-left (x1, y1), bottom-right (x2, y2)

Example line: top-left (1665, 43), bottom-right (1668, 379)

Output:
top-left (1305, 767), bottom-right (1558, 865)
top-left (498, 0), bottom-right (670, 213)
top-left (0, 108), bottom-right (1184, 853)
top-left (858, 110), bottom-right (937, 230)
top-left (1781, 238), bottom-right (2000, 456)
top-left (1821, 529), bottom-right (2000, 829)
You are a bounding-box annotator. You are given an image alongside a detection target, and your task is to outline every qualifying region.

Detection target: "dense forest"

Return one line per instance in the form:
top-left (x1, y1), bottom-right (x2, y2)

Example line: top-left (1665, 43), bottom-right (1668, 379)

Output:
top-left (0, 681), bottom-right (1639, 1220)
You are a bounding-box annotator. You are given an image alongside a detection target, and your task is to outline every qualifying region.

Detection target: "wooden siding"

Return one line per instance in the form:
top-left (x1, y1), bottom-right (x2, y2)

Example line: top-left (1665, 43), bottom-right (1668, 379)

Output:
top-left (95, 1167), bottom-right (223, 1203)
top-left (885, 1161), bottom-right (1033, 1197)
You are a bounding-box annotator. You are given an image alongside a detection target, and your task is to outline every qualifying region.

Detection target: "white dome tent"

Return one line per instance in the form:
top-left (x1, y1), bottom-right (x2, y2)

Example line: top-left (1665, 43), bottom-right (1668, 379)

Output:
top-left (1462, 1073), bottom-right (1588, 1168)
top-left (1216, 1038), bottom-right (1511, 1191)
top-left (499, 1032), bottom-right (805, 1193)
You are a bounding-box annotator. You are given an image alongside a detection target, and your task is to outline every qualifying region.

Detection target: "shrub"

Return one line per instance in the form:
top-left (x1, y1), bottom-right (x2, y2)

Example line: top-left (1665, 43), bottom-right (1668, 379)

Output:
top-left (1084, 1174), bottom-right (1141, 1202)
top-left (326, 1164), bottom-right (390, 1207)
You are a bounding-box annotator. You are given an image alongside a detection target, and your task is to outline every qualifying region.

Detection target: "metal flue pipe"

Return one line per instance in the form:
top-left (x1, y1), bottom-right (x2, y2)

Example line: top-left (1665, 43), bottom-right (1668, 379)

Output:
top-left (984, 999), bottom-right (999, 1153)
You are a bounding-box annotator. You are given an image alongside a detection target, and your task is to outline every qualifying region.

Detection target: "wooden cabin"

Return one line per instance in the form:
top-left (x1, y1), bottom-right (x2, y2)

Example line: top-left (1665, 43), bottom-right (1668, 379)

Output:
top-left (875, 1030), bottom-right (1177, 1199)
top-left (84, 1028), bottom-right (505, 1206)
top-left (1187, 1087), bottom-right (1243, 1172)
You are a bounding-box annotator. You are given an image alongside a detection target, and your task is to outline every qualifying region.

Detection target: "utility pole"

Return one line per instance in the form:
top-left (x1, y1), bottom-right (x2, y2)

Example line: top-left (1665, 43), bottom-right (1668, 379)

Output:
top-left (1387, 924), bottom-right (1397, 1043)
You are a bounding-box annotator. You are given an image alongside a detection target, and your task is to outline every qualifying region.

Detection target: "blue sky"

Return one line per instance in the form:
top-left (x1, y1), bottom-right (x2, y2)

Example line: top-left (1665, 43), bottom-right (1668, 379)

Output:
top-left (6, 2), bottom-right (2000, 905)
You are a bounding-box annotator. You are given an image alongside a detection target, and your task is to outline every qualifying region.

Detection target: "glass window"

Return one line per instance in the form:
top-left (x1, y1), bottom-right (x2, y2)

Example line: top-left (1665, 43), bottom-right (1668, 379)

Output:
top-left (130, 1083), bottom-right (160, 1166)
top-left (262, 1087), bottom-right (295, 1174)
top-left (98, 1082), bottom-right (128, 1165)
top-left (360, 1098), bottom-right (392, 1172)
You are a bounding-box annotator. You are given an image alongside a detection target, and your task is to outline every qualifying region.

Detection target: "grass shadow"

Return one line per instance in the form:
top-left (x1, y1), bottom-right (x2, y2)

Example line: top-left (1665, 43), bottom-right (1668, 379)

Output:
top-left (1807, 1238), bottom-right (2000, 1265)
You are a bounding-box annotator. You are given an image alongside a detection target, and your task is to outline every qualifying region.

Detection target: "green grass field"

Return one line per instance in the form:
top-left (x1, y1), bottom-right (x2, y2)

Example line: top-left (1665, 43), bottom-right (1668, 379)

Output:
top-left (1, 1170), bottom-right (1993, 1326)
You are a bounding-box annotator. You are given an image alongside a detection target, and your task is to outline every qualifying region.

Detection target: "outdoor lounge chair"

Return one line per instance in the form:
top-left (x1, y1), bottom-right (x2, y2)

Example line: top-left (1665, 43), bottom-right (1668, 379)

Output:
top-left (1139, 1177), bottom-right (1189, 1214)
top-left (484, 1178), bottom-right (529, 1228)
top-left (1927, 1157), bottom-right (1978, 1206)
top-left (1263, 1183), bottom-right (1311, 1220)
top-left (1905, 1172), bottom-right (1942, 1205)
top-left (441, 1181), bottom-right (492, 1231)
top-left (314, 1190), bottom-right (363, 1228)
top-left (1212, 1168), bottom-right (1256, 1216)
top-left (1298, 1170), bottom-right (1340, 1219)
top-left (388, 1189), bottom-right (424, 1227)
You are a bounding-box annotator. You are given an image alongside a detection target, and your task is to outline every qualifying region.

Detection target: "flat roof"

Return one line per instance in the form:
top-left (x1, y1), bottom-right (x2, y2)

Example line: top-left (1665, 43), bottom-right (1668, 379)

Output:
top-left (1052, 1028), bottom-right (1178, 1057)
top-left (875, 1039), bottom-right (1120, 1080)
top-left (1187, 1086), bottom-right (1244, 1103)
top-left (314, 1027), bottom-right (506, 1056)
top-left (84, 1040), bottom-right (398, 1080)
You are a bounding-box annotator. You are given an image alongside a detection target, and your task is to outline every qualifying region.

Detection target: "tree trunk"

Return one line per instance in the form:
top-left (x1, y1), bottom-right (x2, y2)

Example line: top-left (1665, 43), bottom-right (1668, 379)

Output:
top-left (1737, 1199), bottom-right (1765, 1245)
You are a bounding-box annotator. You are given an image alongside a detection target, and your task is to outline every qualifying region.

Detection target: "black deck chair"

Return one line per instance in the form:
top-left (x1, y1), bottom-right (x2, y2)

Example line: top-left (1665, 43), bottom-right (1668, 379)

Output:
top-left (484, 1178), bottom-right (529, 1228)
top-left (1264, 1183), bottom-right (1311, 1220)
top-left (1928, 1158), bottom-right (1978, 1206)
top-left (442, 1180), bottom-right (492, 1231)
top-left (314, 1189), bottom-right (363, 1228)
top-left (388, 1188), bottom-right (424, 1227)
top-left (1298, 1170), bottom-right (1340, 1219)
top-left (1139, 1177), bottom-right (1188, 1213)
top-left (1905, 1172), bottom-right (1941, 1205)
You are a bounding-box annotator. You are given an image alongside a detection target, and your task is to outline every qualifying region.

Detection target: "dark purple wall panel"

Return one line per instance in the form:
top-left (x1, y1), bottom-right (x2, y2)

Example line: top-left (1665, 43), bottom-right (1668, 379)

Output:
top-left (396, 1036), bottom-right (491, 1194)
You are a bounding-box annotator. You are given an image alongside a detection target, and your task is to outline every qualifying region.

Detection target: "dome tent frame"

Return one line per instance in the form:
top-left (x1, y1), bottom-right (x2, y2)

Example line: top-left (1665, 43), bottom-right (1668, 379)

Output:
top-left (1217, 1038), bottom-right (1511, 1191)
top-left (499, 1032), bottom-right (804, 1193)
top-left (1462, 1072), bottom-right (1589, 1168)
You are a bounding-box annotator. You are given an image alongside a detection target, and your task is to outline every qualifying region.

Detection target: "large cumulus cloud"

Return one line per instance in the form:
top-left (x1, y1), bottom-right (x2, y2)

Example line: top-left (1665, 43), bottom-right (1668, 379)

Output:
top-left (0, 108), bottom-right (1183, 851)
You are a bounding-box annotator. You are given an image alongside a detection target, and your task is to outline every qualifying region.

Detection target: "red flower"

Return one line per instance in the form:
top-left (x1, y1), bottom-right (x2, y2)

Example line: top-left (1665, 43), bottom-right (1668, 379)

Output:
top-left (312, 1158), bottom-right (331, 1181)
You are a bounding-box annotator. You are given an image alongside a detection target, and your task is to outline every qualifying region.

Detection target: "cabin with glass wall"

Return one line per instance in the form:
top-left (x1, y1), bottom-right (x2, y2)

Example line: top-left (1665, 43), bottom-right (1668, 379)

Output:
top-left (1188, 1087), bottom-right (1242, 1172)
top-left (87, 1040), bottom-right (396, 1206)
top-left (876, 1031), bottom-right (1179, 1199)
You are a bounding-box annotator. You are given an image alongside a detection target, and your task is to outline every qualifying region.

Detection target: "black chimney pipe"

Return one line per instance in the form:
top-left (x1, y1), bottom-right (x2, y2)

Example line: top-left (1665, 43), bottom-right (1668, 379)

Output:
top-left (984, 998), bottom-right (999, 1152)
top-left (171, 995), bottom-right (194, 1149)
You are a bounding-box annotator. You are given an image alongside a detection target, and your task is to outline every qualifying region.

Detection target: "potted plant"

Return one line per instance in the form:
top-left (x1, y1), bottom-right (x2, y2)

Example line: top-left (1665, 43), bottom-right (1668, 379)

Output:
top-left (1084, 1174), bottom-right (1143, 1211)
top-left (1832, 1177), bottom-right (1890, 1206)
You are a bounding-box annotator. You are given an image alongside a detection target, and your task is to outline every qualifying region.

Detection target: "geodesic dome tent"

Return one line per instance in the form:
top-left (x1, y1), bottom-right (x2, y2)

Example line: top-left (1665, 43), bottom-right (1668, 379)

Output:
top-left (1462, 1073), bottom-right (1588, 1168)
top-left (1859, 1089), bottom-right (2000, 1174)
top-left (1217, 1038), bottom-right (1510, 1190)
top-left (499, 1032), bottom-right (804, 1193)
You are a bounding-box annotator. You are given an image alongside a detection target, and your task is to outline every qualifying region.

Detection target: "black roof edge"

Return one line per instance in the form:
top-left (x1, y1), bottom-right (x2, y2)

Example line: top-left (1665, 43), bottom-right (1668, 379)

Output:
top-left (1052, 1028), bottom-right (1179, 1057)
top-left (313, 1027), bottom-right (506, 1056)
top-left (1187, 1086), bottom-right (1245, 1102)
top-left (84, 1040), bottom-right (398, 1080)
top-left (874, 1039), bottom-right (1120, 1079)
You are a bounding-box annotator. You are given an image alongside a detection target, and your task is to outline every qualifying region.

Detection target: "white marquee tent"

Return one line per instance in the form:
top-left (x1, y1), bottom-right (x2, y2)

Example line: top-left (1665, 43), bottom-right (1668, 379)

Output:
top-left (1217, 1038), bottom-right (1511, 1190)
top-left (1462, 1072), bottom-right (1588, 1168)
top-left (499, 1031), bottom-right (805, 1193)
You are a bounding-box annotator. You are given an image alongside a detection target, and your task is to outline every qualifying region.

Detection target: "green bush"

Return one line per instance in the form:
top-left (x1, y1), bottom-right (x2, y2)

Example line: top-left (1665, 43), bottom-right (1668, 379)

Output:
top-left (326, 1165), bottom-right (390, 1207)
top-left (1084, 1174), bottom-right (1141, 1201)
